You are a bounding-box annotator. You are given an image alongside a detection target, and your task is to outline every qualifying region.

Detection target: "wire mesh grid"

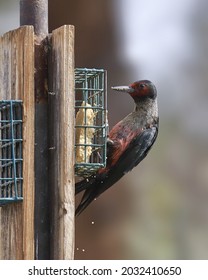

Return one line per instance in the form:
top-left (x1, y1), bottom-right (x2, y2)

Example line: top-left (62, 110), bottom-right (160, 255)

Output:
top-left (0, 100), bottom-right (23, 206)
top-left (75, 68), bottom-right (107, 176)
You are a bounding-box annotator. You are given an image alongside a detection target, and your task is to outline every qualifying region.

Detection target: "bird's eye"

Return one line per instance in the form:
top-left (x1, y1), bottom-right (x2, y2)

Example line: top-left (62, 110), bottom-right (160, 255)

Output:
top-left (139, 84), bottom-right (145, 89)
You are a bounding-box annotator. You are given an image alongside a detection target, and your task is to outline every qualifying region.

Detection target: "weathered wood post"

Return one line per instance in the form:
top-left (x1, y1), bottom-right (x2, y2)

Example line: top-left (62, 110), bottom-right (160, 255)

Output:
top-left (0, 26), bottom-right (35, 260)
top-left (20, 0), bottom-right (50, 259)
top-left (48, 25), bottom-right (75, 260)
top-left (0, 0), bottom-right (75, 260)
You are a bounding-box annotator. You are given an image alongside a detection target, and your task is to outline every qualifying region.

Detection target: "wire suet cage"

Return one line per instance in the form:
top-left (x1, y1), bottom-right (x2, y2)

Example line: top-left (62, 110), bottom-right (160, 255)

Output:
top-left (75, 68), bottom-right (107, 176)
top-left (0, 100), bottom-right (23, 206)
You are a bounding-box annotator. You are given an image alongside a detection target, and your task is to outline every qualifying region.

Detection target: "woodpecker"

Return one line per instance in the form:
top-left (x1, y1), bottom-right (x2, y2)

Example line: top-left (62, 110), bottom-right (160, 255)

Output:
top-left (75, 80), bottom-right (159, 216)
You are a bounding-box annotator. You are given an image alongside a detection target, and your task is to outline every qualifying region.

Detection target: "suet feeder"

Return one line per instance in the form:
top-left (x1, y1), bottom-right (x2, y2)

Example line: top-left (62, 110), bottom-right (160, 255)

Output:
top-left (75, 68), bottom-right (107, 176)
top-left (0, 100), bottom-right (23, 206)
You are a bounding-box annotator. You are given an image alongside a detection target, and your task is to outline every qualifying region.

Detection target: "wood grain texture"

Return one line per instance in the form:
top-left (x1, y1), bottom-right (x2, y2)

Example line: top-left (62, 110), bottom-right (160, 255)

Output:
top-left (0, 26), bottom-right (35, 259)
top-left (48, 25), bottom-right (75, 259)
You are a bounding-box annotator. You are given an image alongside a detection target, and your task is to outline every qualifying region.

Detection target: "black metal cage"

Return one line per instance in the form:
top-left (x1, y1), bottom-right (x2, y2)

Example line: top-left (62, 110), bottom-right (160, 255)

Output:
top-left (0, 100), bottom-right (23, 206)
top-left (75, 68), bottom-right (107, 176)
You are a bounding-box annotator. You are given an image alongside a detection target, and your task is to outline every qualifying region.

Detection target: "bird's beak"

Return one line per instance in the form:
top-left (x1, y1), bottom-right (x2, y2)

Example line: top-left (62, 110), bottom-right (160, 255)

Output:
top-left (111, 86), bottom-right (134, 94)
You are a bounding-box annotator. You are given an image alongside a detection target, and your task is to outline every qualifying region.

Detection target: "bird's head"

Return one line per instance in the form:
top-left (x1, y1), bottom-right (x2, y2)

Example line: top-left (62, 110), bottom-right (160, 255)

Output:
top-left (111, 80), bottom-right (157, 102)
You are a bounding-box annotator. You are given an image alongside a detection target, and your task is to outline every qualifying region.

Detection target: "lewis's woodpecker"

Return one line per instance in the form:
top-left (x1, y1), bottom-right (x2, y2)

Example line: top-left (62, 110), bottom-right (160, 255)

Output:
top-left (75, 80), bottom-right (159, 216)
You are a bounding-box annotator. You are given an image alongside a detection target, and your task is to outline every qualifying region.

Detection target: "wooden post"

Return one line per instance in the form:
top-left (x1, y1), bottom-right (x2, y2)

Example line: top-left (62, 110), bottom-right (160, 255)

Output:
top-left (0, 26), bottom-right (35, 259)
top-left (48, 25), bottom-right (75, 259)
top-left (0, 1), bottom-right (75, 259)
top-left (20, 0), bottom-right (50, 259)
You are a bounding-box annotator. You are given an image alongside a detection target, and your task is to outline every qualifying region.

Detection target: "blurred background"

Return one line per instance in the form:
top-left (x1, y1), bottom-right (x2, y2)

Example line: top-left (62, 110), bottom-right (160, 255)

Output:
top-left (1, 0), bottom-right (208, 259)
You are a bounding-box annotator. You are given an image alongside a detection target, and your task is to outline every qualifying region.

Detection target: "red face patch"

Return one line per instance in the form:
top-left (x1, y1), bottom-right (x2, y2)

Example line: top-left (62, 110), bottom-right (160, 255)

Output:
top-left (130, 81), bottom-right (151, 99)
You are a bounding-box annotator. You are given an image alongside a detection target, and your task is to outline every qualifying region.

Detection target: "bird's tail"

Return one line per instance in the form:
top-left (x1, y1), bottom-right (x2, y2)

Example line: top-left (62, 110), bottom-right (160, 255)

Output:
top-left (75, 172), bottom-right (109, 216)
top-left (75, 175), bottom-right (96, 195)
top-left (75, 168), bottom-right (123, 216)
top-left (75, 174), bottom-right (98, 216)
top-left (75, 187), bottom-right (97, 216)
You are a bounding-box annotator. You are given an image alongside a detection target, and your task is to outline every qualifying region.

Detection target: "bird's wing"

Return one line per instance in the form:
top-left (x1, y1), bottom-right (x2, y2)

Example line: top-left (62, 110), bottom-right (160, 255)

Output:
top-left (75, 126), bottom-right (158, 216)
top-left (113, 126), bottom-right (158, 175)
